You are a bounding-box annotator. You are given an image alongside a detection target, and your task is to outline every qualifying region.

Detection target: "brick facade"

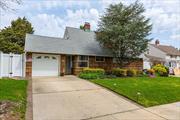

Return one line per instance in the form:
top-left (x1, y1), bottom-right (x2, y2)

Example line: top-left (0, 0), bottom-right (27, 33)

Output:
top-left (25, 53), bottom-right (32, 78)
top-left (72, 56), bottom-right (143, 75)
top-left (26, 53), bottom-right (143, 77)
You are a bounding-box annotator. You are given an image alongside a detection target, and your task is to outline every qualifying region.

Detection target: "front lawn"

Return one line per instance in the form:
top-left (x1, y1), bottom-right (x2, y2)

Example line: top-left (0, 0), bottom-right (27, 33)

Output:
top-left (0, 78), bottom-right (28, 120)
top-left (91, 77), bottom-right (180, 107)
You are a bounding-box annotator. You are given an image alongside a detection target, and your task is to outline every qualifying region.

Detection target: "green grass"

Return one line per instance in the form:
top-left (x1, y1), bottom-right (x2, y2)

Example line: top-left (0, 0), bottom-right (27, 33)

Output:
top-left (0, 78), bottom-right (28, 119)
top-left (91, 77), bottom-right (180, 107)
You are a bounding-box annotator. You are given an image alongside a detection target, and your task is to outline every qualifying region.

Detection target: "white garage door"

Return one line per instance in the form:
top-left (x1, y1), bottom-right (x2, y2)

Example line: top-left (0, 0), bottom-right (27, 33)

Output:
top-left (32, 54), bottom-right (59, 76)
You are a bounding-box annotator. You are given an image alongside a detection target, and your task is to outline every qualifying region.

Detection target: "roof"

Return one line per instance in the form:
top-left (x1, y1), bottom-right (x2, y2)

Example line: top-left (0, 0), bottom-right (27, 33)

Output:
top-left (145, 54), bottom-right (165, 61)
top-left (151, 44), bottom-right (180, 56)
top-left (25, 27), bottom-right (111, 56)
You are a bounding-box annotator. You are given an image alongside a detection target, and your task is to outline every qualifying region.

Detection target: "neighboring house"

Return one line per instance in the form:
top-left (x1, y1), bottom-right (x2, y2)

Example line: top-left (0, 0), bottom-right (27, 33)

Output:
top-left (25, 23), bottom-right (143, 77)
top-left (143, 40), bottom-right (180, 74)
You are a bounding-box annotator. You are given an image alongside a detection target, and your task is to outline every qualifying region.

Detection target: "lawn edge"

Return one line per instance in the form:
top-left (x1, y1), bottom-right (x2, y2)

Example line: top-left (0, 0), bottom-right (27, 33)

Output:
top-left (25, 78), bottom-right (33, 120)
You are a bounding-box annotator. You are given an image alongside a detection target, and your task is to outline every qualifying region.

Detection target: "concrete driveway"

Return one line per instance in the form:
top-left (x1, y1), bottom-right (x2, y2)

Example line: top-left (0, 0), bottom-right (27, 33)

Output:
top-left (32, 76), bottom-right (180, 120)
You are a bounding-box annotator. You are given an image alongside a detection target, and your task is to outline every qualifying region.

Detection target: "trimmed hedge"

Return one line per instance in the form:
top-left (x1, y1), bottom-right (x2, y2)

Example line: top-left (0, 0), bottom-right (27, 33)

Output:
top-left (112, 68), bottom-right (127, 77)
top-left (82, 68), bottom-right (105, 74)
top-left (79, 68), bottom-right (105, 79)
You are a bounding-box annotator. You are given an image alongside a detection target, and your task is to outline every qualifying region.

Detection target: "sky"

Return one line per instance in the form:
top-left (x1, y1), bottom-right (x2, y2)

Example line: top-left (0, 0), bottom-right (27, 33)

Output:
top-left (0, 0), bottom-right (180, 48)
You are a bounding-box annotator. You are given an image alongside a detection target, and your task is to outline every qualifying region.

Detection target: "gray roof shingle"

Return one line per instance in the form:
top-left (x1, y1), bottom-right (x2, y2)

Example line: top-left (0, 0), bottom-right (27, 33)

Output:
top-left (25, 27), bottom-right (111, 56)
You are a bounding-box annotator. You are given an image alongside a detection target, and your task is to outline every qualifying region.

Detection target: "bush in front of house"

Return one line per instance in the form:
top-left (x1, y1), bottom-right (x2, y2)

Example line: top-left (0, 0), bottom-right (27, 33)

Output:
top-left (136, 70), bottom-right (144, 77)
top-left (152, 64), bottom-right (168, 77)
top-left (82, 68), bottom-right (105, 74)
top-left (127, 69), bottom-right (137, 77)
top-left (79, 68), bottom-right (105, 79)
top-left (147, 69), bottom-right (155, 76)
top-left (112, 68), bottom-right (127, 77)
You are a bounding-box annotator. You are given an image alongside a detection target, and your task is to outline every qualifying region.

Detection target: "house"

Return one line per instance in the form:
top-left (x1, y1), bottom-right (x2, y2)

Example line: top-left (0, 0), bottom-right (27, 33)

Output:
top-left (143, 40), bottom-right (180, 75)
top-left (24, 23), bottom-right (143, 77)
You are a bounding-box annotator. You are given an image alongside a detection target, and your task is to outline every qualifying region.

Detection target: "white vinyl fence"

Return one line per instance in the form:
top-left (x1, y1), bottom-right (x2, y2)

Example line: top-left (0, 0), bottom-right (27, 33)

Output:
top-left (0, 52), bottom-right (25, 78)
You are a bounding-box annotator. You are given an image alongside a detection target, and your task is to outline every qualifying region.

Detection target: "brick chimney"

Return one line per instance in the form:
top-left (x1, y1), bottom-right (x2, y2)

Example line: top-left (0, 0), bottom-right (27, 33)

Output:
top-left (84, 22), bottom-right (90, 31)
top-left (155, 39), bottom-right (160, 45)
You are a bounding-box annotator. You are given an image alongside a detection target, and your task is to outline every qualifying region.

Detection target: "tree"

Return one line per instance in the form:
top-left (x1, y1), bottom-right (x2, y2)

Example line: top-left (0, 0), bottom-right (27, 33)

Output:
top-left (0, 17), bottom-right (34, 53)
top-left (0, 0), bottom-right (21, 11)
top-left (96, 1), bottom-right (152, 67)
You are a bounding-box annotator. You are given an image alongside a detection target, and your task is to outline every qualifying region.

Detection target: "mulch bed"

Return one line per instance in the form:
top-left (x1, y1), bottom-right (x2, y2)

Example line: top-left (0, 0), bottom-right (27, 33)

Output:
top-left (0, 101), bottom-right (21, 120)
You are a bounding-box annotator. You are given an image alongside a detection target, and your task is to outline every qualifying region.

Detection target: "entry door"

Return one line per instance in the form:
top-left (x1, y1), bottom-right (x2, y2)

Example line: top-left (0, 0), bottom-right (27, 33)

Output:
top-left (32, 54), bottom-right (59, 76)
top-left (66, 56), bottom-right (72, 74)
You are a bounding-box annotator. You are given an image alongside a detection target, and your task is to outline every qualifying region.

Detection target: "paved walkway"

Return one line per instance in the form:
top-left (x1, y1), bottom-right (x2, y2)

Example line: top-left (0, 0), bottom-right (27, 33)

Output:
top-left (32, 76), bottom-right (180, 120)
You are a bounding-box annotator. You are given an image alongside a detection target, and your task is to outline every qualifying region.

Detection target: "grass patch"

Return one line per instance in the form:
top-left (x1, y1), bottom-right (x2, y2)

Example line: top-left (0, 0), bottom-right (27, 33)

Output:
top-left (0, 78), bottom-right (28, 119)
top-left (91, 77), bottom-right (180, 107)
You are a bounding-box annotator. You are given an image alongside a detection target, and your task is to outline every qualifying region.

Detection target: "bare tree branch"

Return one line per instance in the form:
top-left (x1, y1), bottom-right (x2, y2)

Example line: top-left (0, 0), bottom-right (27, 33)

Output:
top-left (0, 0), bottom-right (21, 11)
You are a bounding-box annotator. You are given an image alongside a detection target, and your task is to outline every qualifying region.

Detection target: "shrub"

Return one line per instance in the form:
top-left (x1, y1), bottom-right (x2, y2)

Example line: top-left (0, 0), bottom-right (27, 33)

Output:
top-left (82, 68), bottom-right (105, 74)
top-left (127, 69), bottom-right (137, 77)
top-left (152, 64), bottom-right (168, 77)
top-left (112, 68), bottom-right (127, 77)
top-left (147, 69), bottom-right (155, 75)
top-left (79, 68), bottom-right (105, 79)
top-left (157, 67), bottom-right (168, 77)
top-left (136, 70), bottom-right (144, 77)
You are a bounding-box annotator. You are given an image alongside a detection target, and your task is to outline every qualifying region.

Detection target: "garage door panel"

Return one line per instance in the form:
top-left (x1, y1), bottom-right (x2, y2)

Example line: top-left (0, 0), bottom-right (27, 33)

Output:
top-left (32, 54), bottom-right (59, 76)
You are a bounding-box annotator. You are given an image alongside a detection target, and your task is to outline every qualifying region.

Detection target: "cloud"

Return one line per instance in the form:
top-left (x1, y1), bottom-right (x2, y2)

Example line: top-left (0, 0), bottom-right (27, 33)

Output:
top-left (26, 8), bottom-right (100, 37)
top-left (28, 13), bottom-right (64, 37)
top-left (170, 34), bottom-right (180, 41)
top-left (0, 0), bottom-right (179, 48)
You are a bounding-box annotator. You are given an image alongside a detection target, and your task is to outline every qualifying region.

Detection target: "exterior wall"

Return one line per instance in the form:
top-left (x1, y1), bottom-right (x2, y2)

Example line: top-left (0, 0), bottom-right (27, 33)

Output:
top-left (26, 53), bottom-right (32, 78)
top-left (72, 56), bottom-right (143, 75)
top-left (26, 53), bottom-right (143, 77)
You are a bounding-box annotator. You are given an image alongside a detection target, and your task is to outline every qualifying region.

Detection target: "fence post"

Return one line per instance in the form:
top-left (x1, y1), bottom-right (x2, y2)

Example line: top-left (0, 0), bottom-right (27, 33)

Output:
top-left (0, 52), bottom-right (3, 78)
top-left (9, 53), bottom-right (13, 78)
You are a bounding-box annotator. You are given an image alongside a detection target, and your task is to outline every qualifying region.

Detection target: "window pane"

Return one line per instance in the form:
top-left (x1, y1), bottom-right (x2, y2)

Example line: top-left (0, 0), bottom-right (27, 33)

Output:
top-left (79, 56), bottom-right (88, 60)
top-left (78, 62), bottom-right (88, 67)
top-left (96, 57), bottom-right (105, 62)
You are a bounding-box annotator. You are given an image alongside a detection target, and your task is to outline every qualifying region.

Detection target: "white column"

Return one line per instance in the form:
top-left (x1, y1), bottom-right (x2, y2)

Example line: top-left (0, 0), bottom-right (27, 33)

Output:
top-left (22, 53), bottom-right (26, 77)
top-left (9, 53), bottom-right (13, 77)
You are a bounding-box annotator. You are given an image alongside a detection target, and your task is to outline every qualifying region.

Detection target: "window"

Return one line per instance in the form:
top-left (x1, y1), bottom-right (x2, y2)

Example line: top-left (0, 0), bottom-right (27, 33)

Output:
top-left (96, 56), bottom-right (105, 62)
top-left (52, 56), bottom-right (57, 60)
top-left (78, 56), bottom-right (88, 61)
top-left (36, 56), bottom-right (41, 59)
top-left (78, 56), bottom-right (89, 67)
top-left (44, 56), bottom-right (50, 59)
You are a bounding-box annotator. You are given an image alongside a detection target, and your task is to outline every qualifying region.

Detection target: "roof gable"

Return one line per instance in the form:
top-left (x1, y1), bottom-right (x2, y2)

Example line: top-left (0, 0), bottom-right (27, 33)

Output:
top-left (151, 44), bottom-right (180, 56)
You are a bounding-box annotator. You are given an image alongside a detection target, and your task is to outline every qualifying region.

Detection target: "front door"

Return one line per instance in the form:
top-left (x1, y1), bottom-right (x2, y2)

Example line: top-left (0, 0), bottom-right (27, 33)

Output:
top-left (66, 55), bottom-right (72, 74)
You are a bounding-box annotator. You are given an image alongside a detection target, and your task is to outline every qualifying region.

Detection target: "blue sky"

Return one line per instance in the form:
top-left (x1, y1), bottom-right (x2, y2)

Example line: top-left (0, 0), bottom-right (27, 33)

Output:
top-left (0, 0), bottom-right (180, 48)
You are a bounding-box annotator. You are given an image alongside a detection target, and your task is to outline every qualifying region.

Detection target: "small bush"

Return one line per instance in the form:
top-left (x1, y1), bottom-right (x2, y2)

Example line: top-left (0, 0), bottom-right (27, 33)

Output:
top-left (79, 68), bottom-right (105, 79)
top-left (136, 70), bottom-right (144, 77)
top-left (152, 64), bottom-right (168, 77)
top-left (83, 68), bottom-right (105, 74)
top-left (147, 69), bottom-right (155, 75)
top-left (127, 69), bottom-right (137, 77)
top-left (112, 68), bottom-right (127, 77)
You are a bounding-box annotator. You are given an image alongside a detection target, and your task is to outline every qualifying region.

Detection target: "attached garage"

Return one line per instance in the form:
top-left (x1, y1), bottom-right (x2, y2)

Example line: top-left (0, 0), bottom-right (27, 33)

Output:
top-left (32, 54), bottom-right (60, 76)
